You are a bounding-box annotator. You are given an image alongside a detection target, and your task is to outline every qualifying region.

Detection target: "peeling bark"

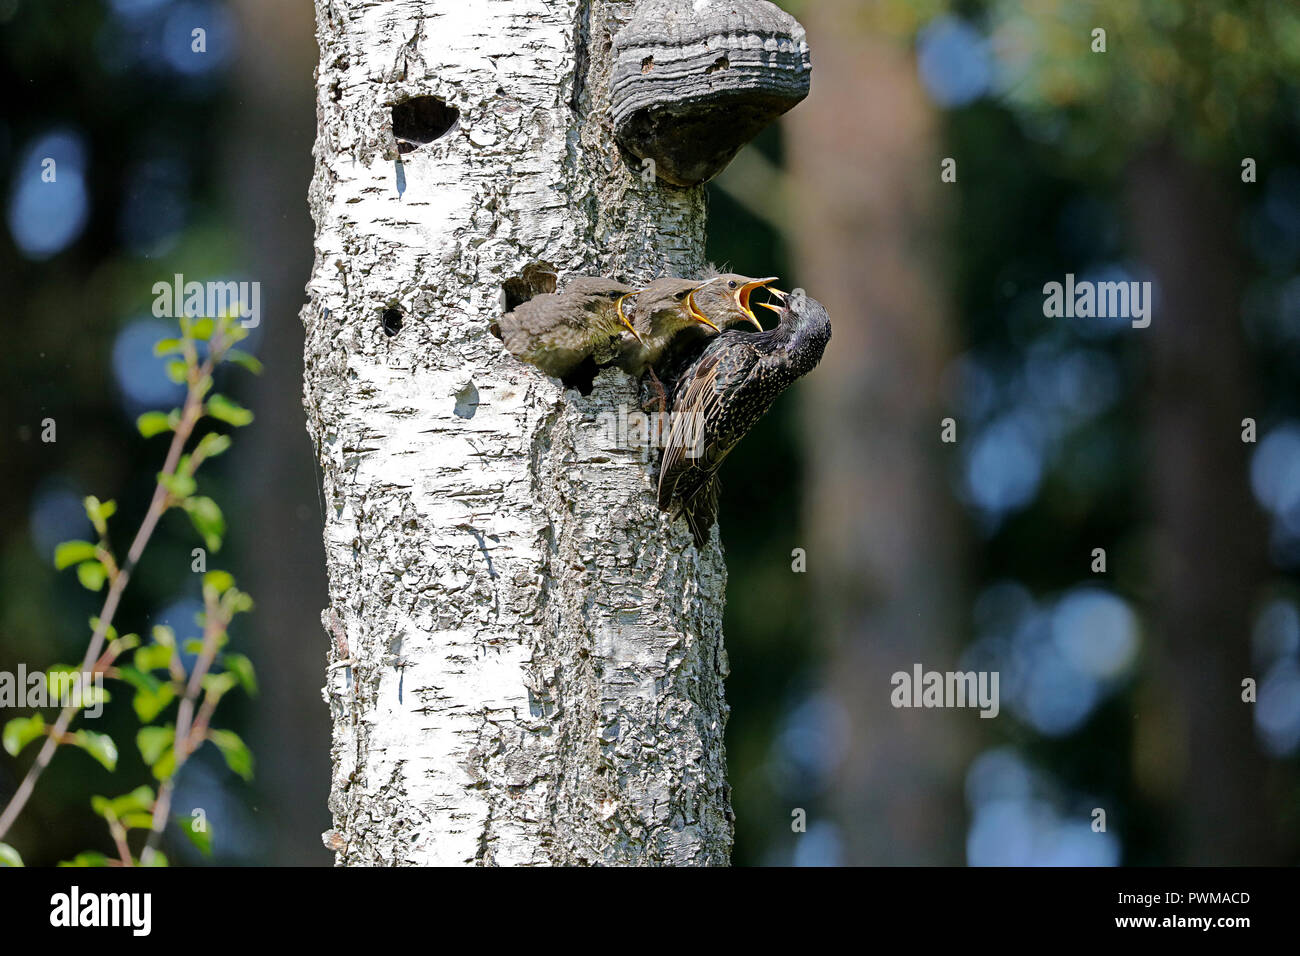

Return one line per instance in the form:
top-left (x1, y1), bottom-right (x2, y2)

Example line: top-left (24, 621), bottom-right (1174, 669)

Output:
top-left (302, 0), bottom-right (731, 866)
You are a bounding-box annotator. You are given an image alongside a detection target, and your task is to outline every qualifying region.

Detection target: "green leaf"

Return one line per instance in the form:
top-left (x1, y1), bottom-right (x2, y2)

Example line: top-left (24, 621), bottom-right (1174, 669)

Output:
top-left (106, 632), bottom-right (141, 658)
top-left (71, 730), bottom-right (118, 771)
top-left (152, 625), bottom-right (177, 648)
top-left (91, 786), bottom-right (155, 824)
top-left (140, 850), bottom-right (168, 867)
top-left (121, 812), bottom-right (156, 830)
top-left (224, 590), bottom-right (254, 617)
top-left (83, 496), bottom-right (115, 536)
top-left (59, 851), bottom-right (111, 867)
top-left (225, 349), bottom-right (263, 375)
top-left (117, 665), bottom-right (160, 694)
top-left (206, 394), bottom-right (253, 427)
top-left (194, 432), bottom-right (232, 460)
top-left (114, 786), bottom-right (157, 815)
top-left (158, 470), bottom-right (197, 500)
top-left (132, 683), bottom-right (176, 723)
top-left (177, 813), bottom-right (213, 856)
top-left (165, 359), bottom-right (189, 384)
top-left (153, 337), bottom-right (183, 357)
top-left (54, 540), bottom-right (97, 570)
top-left (203, 569), bottom-right (235, 595)
top-left (150, 747), bottom-right (177, 782)
top-left (70, 730), bottom-right (118, 771)
top-left (208, 729), bottom-right (253, 781)
top-left (222, 653), bottom-right (258, 695)
top-left (185, 496), bottom-right (225, 552)
top-left (201, 672), bottom-right (237, 698)
top-left (137, 726), bottom-right (175, 767)
top-left (136, 410), bottom-right (173, 438)
top-left (191, 317), bottom-right (215, 341)
top-left (134, 643), bottom-right (174, 674)
top-left (0, 843), bottom-right (23, 867)
top-left (3, 715), bottom-right (46, 757)
top-left (76, 560), bottom-right (107, 592)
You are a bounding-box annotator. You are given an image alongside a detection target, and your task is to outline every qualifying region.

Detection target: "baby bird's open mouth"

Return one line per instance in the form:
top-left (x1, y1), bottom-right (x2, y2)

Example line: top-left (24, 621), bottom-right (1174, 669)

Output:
top-left (736, 277), bottom-right (778, 328)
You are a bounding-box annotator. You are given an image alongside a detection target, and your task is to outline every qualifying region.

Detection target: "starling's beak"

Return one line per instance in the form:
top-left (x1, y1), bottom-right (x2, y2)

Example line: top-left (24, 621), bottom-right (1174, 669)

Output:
top-left (758, 302), bottom-right (784, 315)
top-left (736, 277), bottom-right (778, 329)
top-left (686, 290), bottom-right (720, 332)
top-left (617, 291), bottom-right (644, 343)
top-left (767, 287), bottom-right (788, 301)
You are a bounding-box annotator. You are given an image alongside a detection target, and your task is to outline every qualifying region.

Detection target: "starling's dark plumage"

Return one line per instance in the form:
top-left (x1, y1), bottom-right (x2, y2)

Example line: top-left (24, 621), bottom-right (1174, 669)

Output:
top-left (499, 277), bottom-right (635, 379)
top-left (658, 288), bottom-right (831, 546)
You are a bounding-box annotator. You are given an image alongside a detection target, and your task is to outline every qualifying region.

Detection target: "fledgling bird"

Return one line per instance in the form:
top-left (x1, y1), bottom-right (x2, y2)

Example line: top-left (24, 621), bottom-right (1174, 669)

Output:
top-left (658, 288), bottom-right (832, 547)
top-left (498, 277), bottom-right (639, 380)
top-left (654, 273), bottom-right (779, 400)
top-left (615, 276), bottom-right (720, 409)
top-left (688, 273), bottom-right (776, 332)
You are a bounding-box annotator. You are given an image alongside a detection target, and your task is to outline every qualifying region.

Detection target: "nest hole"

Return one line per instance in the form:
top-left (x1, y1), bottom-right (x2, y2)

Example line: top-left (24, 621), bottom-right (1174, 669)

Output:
top-left (381, 308), bottom-right (403, 337)
top-left (502, 262), bottom-right (558, 312)
top-left (392, 96), bottom-right (459, 152)
top-left (561, 357), bottom-right (599, 396)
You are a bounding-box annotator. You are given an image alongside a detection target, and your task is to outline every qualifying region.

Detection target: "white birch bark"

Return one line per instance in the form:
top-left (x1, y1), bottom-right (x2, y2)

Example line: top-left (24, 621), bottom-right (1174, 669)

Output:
top-left (302, 0), bottom-right (731, 865)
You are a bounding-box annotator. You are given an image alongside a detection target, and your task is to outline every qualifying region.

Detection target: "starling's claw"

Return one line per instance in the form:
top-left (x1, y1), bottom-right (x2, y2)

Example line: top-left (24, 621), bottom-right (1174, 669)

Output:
top-left (617, 291), bottom-right (645, 343)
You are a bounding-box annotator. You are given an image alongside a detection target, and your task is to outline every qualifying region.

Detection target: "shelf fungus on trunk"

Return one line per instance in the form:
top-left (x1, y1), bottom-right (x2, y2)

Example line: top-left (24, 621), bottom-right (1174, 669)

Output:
top-left (610, 0), bottom-right (812, 187)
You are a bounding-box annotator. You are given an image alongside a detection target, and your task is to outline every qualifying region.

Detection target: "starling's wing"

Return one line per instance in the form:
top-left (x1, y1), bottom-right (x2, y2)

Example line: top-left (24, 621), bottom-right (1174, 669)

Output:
top-left (657, 338), bottom-right (760, 510)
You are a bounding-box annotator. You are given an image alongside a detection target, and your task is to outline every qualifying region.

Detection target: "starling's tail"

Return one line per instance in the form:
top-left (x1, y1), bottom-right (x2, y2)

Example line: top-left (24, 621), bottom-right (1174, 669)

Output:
top-left (678, 475), bottom-right (720, 548)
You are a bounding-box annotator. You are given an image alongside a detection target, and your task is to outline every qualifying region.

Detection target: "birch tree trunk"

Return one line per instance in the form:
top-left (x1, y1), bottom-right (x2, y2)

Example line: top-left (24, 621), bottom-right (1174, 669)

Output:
top-left (301, 0), bottom-right (731, 866)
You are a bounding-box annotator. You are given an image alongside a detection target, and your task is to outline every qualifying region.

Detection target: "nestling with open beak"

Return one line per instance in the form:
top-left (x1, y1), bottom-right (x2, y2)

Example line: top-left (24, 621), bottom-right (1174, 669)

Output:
top-left (654, 273), bottom-right (779, 399)
top-left (687, 273), bottom-right (776, 332)
top-left (658, 287), bottom-right (831, 547)
top-left (498, 277), bottom-right (639, 380)
top-left (614, 276), bottom-right (719, 408)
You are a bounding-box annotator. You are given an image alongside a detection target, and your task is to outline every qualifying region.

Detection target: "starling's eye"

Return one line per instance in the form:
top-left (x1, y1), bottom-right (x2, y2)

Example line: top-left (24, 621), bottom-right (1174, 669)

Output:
top-left (727, 280), bottom-right (737, 290)
top-left (675, 290), bottom-right (690, 300)
top-left (608, 291), bottom-right (621, 300)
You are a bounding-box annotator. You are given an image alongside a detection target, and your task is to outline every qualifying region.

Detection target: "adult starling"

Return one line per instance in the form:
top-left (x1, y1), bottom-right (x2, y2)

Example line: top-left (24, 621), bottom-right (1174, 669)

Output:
top-left (499, 277), bottom-right (639, 380)
top-left (658, 288), bottom-right (832, 546)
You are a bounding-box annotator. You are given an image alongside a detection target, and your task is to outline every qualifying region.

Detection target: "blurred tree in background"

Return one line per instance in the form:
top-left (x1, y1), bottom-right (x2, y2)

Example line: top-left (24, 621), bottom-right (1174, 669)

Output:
top-left (710, 0), bottom-right (1300, 864)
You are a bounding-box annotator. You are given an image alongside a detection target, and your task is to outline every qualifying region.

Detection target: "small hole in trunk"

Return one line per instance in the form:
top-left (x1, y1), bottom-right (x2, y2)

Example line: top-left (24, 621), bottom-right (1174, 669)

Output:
top-left (392, 96), bottom-right (459, 148)
top-left (381, 308), bottom-right (403, 337)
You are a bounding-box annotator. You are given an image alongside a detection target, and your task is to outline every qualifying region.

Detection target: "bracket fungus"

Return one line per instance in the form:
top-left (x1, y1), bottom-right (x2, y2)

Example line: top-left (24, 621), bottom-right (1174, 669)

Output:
top-left (610, 0), bottom-right (812, 187)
